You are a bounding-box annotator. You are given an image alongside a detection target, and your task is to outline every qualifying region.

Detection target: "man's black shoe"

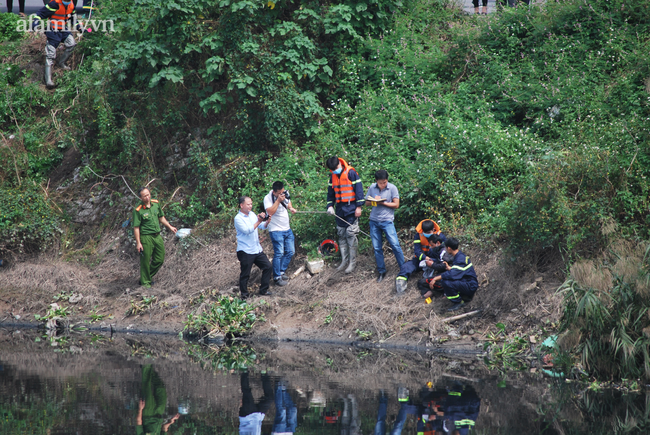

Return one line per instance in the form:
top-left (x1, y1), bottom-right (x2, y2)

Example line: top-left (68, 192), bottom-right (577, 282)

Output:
top-left (240, 293), bottom-right (250, 300)
top-left (377, 272), bottom-right (387, 283)
top-left (259, 291), bottom-right (273, 296)
top-left (447, 301), bottom-right (465, 312)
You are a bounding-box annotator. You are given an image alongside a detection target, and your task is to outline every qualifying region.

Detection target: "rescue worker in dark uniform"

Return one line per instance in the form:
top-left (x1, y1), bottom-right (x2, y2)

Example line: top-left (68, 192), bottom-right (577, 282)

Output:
top-left (31, 0), bottom-right (84, 88)
top-left (326, 156), bottom-right (364, 274)
top-left (80, 0), bottom-right (95, 18)
top-left (395, 219), bottom-right (445, 294)
top-left (424, 238), bottom-right (478, 312)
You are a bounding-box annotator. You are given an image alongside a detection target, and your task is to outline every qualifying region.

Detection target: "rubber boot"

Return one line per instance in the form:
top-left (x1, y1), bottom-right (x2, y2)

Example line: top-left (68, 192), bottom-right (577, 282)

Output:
top-left (336, 239), bottom-right (349, 272)
top-left (344, 236), bottom-right (357, 274)
top-left (57, 47), bottom-right (74, 70)
top-left (44, 65), bottom-right (55, 89)
top-left (395, 278), bottom-right (407, 294)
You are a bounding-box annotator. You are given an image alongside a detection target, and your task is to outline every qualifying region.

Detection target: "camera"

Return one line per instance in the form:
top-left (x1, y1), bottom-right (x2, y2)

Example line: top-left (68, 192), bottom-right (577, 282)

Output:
top-left (262, 212), bottom-right (271, 221)
top-left (283, 190), bottom-right (291, 200)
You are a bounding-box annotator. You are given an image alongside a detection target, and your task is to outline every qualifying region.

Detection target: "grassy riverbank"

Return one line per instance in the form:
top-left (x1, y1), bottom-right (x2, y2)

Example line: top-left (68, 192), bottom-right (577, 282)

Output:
top-left (1, 0), bottom-right (649, 380)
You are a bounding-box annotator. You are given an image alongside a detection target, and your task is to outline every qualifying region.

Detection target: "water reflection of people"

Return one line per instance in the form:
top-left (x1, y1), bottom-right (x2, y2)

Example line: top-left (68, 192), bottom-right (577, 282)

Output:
top-left (341, 394), bottom-right (360, 435)
top-left (136, 365), bottom-right (180, 434)
top-left (239, 371), bottom-right (274, 435)
top-left (272, 381), bottom-right (297, 434)
top-left (374, 389), bottom-right (417, 435)
top-left (416, 382), bottom-right (481, 435)
top-left (441, 384), bottom-right (480, 435)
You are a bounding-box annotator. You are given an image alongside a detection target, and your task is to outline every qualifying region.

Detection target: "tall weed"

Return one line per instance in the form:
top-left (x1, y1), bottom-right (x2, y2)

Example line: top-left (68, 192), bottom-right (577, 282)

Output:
top-left (558, 240), bottom-right (650, 380)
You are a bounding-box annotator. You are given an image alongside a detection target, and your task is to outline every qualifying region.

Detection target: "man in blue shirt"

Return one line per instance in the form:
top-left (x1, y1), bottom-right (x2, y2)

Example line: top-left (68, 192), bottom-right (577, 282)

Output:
top-left (365, 170), bottom-right (405, 283)
top-left (235, 196), bottom-right (273, 299)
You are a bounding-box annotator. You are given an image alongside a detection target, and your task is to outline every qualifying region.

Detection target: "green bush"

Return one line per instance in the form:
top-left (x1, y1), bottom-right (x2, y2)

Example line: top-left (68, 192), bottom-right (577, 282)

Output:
top-left (0, 13), bottom-right (22, 43)
top-left (183, 295), bottom-right (265, 338)
top-left (0, 185), bottom-right (62, 254)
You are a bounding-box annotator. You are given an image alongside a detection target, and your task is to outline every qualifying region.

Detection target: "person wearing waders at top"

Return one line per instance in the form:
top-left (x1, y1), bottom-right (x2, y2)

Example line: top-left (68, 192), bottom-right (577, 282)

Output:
top-left (394, 219), bottom-right (445, 295)
top-left (31, 0), bottom-right (84, 89)
top-left (133, 188), bottom-right (177, 288)
top-left (422, 238), bottom-right (478, 312)
top-left (326, 156), bottom-right (364, 274)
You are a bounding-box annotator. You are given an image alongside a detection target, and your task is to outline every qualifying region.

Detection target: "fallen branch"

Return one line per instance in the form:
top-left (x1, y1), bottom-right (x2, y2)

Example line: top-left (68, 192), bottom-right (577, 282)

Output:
top-left (85, 166), bottom-right (139, 199)
top-left (442, 309), bottom-right (482, 324)
top-left (161, 186), bottom-right (183, 210)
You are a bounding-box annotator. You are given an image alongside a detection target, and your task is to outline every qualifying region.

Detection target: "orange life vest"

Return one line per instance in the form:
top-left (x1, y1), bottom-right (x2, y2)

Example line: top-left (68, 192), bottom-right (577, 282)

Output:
top-left (50, 0), bottom-right (75, 31)
top-left (416, 219), bottom-right (441, 253)
top-left (330, 158), bottom-right (357, 203)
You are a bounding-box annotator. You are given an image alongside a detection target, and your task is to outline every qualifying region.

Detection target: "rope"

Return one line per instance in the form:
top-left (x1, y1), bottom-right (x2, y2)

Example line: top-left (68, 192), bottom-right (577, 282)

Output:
top-left (293, 210), bottom-right (372, 239)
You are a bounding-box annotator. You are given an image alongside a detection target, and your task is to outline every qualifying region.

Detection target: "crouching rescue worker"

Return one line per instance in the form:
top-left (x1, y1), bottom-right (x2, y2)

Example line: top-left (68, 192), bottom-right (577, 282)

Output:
top-left (395, 219), bottom-right (445, 294)
top-left (423, 237), bottom-right (478, 312)
top-left (133, 188), bottom-right (177, 288)
top-left (416, 234), bottom-right (449, 296)
top-left (326, 156), bottom-right (364, 274)
top-left (31, 0), bottom-right (83, 89)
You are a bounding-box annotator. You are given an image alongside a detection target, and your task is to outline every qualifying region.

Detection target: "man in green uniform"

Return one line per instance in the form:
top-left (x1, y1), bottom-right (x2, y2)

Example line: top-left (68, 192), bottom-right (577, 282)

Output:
top-left (133, 188), bottom-right (177, 287)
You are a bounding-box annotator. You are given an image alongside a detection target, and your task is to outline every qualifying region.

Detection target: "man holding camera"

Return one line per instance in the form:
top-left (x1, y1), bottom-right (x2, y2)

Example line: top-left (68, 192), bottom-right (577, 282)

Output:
top-left (235, 196), bottom-right (273, 299)
top-left (264, 181), bottom-right (297, 286)
top-left (326, 156), bottom-right (365, 274)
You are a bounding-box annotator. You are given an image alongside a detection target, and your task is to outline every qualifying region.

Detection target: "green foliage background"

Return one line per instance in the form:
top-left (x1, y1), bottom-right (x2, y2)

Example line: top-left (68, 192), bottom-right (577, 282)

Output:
top-left (2, 0), bottom-right (649, 257)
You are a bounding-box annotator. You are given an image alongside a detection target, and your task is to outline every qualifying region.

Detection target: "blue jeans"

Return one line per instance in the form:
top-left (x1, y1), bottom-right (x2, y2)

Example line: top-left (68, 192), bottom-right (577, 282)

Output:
top-left (273, 385), bottom-right (297, 433)
top-left (369, 220), bottom-right (405, 274)
top-left (269, 229), bottom-right (295, 279)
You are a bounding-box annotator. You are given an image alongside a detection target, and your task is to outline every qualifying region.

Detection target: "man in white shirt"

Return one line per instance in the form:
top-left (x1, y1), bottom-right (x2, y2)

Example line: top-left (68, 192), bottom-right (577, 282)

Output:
top-left (263, 181), bottom-right (297, 286)
top-left (235, 196), bottom-right (273, 299)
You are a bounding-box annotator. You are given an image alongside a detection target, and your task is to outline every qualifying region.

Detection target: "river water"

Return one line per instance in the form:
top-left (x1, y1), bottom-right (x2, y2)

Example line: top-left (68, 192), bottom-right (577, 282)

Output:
top-left (1, 327), bottom-right (648, 434)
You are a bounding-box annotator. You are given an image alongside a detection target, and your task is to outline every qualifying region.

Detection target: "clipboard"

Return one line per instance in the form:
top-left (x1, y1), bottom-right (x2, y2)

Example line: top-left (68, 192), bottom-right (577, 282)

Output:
top-left (366, 196), bottom-right (386, 207)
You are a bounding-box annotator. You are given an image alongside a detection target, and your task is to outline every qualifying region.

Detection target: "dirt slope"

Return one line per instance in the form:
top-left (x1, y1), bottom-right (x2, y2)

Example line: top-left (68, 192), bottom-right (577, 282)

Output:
top-left (0, 197), bottom-right (564, 347)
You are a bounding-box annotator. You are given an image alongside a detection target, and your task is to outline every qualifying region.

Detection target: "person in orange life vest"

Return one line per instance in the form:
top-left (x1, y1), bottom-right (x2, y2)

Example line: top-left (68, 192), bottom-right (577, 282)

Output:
top-left (395, 219), bottom-right (446, 294)
top-left (31, 0), bottom-right (84, 88)
top-left (326, 156), bottom-right (365, 274)
top-left (423, 237), bottom-right (478, 312)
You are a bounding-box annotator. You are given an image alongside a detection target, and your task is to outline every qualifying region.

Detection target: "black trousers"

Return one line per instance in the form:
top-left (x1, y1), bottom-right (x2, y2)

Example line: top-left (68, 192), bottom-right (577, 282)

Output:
top-left (6, 0), bottom-right (25, 13)
top-left (239, 371), bottom-right (274, 417)
top-left (237, 251), bottom-right (272, 296)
